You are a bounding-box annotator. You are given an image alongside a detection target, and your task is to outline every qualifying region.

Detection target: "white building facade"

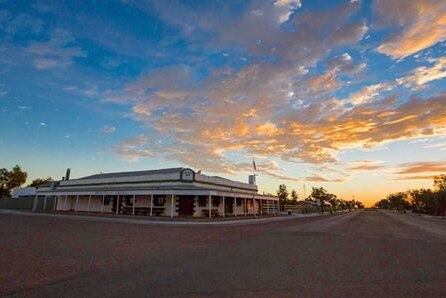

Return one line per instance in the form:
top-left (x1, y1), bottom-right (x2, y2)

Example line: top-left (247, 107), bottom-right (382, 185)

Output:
top-left (12, 187), bottom-right (36, 198)
top-left (35, 168), bottom-right (279, 218)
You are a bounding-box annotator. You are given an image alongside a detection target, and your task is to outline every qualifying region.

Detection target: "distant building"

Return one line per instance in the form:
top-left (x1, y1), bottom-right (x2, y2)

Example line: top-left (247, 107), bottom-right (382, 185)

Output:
top-left (11, 187), bottom-right (36, 199)
top-left (35, 168), bottom-right (279, 218)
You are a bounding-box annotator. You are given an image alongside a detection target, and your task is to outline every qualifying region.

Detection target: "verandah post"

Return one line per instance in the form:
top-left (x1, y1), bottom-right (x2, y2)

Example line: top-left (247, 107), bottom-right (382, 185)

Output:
top-left (170, 195), bottom-right (174, 218)
top-left (222, 196), bottom-right (225, 217)
top-left (32, 195), bottom-right (37, 211)
top-left (116, 195), bottom-right (120, 215)
top-left (234, 197), bottom-right (237, 217)
top-left (53, 195), bottom-right (57, 211)
top-left (75, 195), bottom-right (79, 212)
top-left (208, 195), bottom-right (212, 219)
top-left (101, 195), bottom-right (104, 214)
top-left (87, 195), bottom-right (91, 213)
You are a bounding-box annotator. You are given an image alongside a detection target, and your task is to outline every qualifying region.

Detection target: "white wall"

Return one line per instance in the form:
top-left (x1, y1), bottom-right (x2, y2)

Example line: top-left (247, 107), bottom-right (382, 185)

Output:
top-left (11, 187), bottom-right (36, 198)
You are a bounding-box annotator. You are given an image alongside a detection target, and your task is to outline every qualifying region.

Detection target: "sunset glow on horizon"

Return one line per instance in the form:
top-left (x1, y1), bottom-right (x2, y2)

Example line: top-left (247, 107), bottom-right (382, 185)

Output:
top-left (1, 0), bottom-right (446, 206)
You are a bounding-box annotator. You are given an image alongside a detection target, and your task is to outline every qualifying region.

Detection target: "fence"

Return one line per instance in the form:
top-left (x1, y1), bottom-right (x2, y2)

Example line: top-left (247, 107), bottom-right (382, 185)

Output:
top-left (283, 204), bottom-right (319, 214)
top-left (0, 196), bottom-right (56, 211)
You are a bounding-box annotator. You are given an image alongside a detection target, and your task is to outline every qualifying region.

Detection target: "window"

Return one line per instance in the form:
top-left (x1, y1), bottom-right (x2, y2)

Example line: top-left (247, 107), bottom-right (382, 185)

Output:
top-left (125, 196), bottom-right (133, 206)
top-left (153, 196), bottom-right (166, 206)
top-left (212, 197), bottom-right (220, 207)
top-left (198, 197), bottom-right (207, 207)
top-left (236, 198), bottom-right (242, 206)
top-left (103, 197), bottom-right (111, 205)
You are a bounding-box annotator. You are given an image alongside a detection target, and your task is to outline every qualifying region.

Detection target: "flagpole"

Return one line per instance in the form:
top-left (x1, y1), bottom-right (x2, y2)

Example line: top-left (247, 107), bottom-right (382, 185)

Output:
top-left (252, 158), bottom-right (257, 217)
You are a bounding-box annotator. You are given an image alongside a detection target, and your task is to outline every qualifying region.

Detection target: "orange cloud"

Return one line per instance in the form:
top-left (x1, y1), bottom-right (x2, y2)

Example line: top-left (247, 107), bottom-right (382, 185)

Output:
top-left (104, 1), bottom-right (446, 182)
top-left (396, 175), bottom-right (436, 180)
top-left (256, 122), bottom-right (280, 136)
top-left (375, 0), bottom-right (446, 58)
top-left (397, 57), bottom-right (446, 88)
top-left (396, 161), bottom-right (446, 175)
top-left (305, 174), bottom-right (346, 183)
top-left (347, 160), bottom-right (385, 172)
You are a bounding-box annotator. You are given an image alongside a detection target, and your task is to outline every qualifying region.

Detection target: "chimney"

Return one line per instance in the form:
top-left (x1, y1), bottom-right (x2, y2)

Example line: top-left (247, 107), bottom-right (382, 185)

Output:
top-left (65, 168), bottom-right (71, 181)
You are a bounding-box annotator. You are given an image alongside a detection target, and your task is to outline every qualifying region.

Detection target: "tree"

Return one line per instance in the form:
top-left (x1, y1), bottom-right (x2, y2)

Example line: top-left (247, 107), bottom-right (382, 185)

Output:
top-left (434, 175), bottom-right (446, 192)
top-left (309, 187), bottom-right (330, 213)
top-left (0, 165), bottom-right (27, 197)
top-left (375, 198), bottom-right (390, 209)
top-left (290, 189), bottom-right (298, 204)
top-left (327, 194), bottom-right (338, 213)
top-left (347, 199), bottom-right (356, 211)
top-left (338, 199), bottom-right (348, 210)
top-left (409, 189), bottom-right (425, 215)
top-left (387, 192), bottom-right (408, 213)
top-left (277, 184), bottom-right (289, 206)
top-left (28, 177), bottom-right (53, 187)
top-left (355, 201), bottom-right (364, 209)
top-left (434, 175), bottom-right (446, 217)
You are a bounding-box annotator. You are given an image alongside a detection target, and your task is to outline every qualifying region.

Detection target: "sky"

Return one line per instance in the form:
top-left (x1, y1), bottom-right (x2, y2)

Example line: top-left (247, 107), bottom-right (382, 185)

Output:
top-left (1, 0), bottom-right (446, 206)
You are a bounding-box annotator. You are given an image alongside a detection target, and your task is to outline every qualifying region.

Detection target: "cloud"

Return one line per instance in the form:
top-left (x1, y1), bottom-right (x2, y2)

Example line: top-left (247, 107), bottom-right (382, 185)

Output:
top-left (102, 1), bottom-right (446, 180)
top-left (110, 65), bottom-right (446, 172)
top-left (100, 56), bottom-right (125, 69)
top-left (396, 57), bottom-right (446, 88)
top-left (101, 125), bottom-right (116, 134)
top-left (342, 82), bottom-right (395, 106)
top-left (296, 53), bottom-right (367, 99)
top-left (265, 171), bottom-right (301, 182)
top-left (375, 0), bottom-right (446, 59)
top-left (424, 142), bottom-right (446, 149)
top-left (0, 89), bottom-right (7, 97)
top-left (305, 70), bottom-right (341, 95)
top-left (393, 161), bottom-right (446, 180)
top-left (325, 53), bottom-right (366, 74)
top-left (274, 0), bottom-right (302, 23)
top-left (342, 56), bottom-right (446, 107)
top-left (27, 29), bottom-right (87, 69)
top-left (111, 135), bottom-right (152, 162)
top-left (347, 160), bottom-right (385, 172)
top-left (39, 122), bottom-right (47, 126)
top-left (0, 9), bottom-right (43, 34)
top-left (305, 174), bottom-right (346, 183)
top-left (396, 161), bottom-right (446, 175)
top-left (396, 175), bottom-right (437, 180)
top-left (330, 21), bottom-right (368, 46)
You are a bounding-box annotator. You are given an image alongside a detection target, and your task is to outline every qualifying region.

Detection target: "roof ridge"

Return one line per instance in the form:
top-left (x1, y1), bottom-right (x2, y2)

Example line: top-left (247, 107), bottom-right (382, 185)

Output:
top-left (78, 167), bottom-right (187, 180)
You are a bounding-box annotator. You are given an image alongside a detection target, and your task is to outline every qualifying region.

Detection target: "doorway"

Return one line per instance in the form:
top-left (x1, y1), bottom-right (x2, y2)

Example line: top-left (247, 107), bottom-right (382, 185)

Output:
top-left (225, 197), bottom-right (234, 215)
top-left (178, 196), bottom-right (194, 216)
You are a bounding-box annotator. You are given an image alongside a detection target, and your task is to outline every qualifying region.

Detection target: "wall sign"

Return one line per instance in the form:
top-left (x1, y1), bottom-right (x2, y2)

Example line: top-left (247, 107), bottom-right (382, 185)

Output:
top-left (180, 169), bottom-right (195, 181)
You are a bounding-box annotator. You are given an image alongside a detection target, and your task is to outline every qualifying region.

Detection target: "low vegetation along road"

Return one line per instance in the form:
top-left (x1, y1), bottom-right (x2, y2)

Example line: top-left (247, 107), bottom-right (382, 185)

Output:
top-left (1, 210), bottom-right (446, 297)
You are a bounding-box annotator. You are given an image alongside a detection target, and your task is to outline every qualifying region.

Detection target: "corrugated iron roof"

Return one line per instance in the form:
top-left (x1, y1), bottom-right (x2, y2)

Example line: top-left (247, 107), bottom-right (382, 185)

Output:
top-left (78, 167), bottom-right (185, 180)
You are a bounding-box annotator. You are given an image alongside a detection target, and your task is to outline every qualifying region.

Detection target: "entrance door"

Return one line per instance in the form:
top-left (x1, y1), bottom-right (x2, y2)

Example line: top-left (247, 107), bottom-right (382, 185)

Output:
top-left (178, 196), bottom-right (194, 216)
top-left (225, 197), bottom-right (234, 214)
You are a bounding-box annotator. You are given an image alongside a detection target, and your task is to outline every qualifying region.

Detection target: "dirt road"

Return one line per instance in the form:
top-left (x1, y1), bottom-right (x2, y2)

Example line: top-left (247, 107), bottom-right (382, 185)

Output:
top-left (1, 210), bottom-right (445, 297)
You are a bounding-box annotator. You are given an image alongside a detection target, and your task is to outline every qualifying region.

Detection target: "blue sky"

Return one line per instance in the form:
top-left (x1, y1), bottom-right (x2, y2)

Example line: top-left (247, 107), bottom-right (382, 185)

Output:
top-left (1, 0), bottom-right (446, 205)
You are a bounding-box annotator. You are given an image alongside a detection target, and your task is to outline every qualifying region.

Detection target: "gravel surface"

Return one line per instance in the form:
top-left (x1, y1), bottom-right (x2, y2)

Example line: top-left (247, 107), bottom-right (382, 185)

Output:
top-left (1, 209), bottom-right (445, 297)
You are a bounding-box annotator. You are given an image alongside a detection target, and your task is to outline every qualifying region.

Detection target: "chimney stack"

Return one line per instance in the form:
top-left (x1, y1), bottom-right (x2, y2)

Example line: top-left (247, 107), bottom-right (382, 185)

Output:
top-left (65, 168), bottom-right (71, 181)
